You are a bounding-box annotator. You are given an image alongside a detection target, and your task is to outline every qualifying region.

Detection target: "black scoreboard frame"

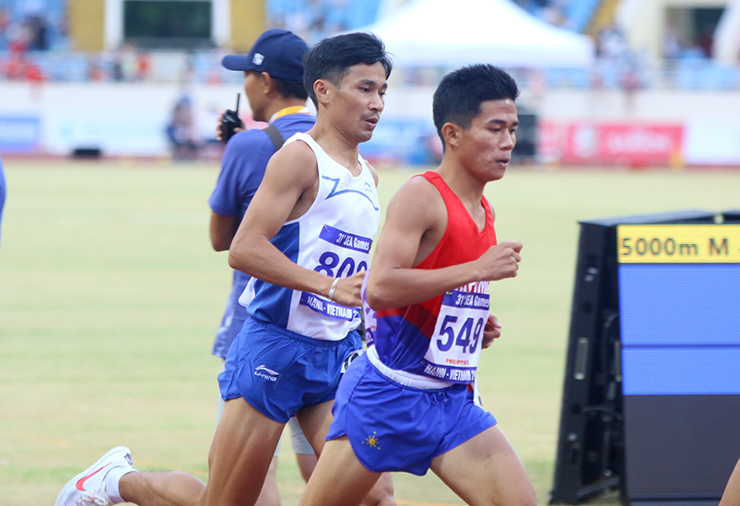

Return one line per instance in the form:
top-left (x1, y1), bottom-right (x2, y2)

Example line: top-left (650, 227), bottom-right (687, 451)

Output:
top-left (549, 209), bottom-right (740, 506)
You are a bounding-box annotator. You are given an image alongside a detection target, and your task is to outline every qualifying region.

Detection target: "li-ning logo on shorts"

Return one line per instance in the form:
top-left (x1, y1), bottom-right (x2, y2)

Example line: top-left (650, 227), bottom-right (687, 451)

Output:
top-left (254, 365), bottom-right (279, 382)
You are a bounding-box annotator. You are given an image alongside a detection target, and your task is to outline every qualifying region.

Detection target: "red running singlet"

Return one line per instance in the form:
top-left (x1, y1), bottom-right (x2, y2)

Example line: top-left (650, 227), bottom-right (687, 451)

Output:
top-left (372, 171), bottom-right (497, 384)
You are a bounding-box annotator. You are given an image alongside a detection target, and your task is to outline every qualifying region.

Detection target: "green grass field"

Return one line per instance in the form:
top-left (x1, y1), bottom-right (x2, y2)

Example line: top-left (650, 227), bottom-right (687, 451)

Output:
top-left (1, 161), bottom-right (739, 506)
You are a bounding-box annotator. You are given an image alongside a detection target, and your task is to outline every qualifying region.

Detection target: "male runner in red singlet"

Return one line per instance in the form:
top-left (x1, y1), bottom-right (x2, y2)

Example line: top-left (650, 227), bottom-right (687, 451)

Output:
top-left (299, 64), bottom-right (536, 506)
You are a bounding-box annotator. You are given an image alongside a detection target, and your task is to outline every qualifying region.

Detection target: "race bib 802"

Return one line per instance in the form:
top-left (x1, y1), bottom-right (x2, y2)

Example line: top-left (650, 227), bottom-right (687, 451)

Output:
top-left (299, 225), bottom-right (372, 321)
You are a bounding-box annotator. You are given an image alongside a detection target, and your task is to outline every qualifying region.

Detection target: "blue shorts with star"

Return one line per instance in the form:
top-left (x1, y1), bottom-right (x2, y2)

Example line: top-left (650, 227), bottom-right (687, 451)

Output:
top-left (219, 317), bottom-right (362, 423)
top-left (326, 353), bottom-right (497, 476)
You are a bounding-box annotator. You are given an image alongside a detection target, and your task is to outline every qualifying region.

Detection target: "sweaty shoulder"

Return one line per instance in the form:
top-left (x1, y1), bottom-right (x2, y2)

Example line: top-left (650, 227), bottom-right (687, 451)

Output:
top-left (278, 136), bottom-right (316, 164)
top-left (266, 137), bottom-right (318, 185)
top-left (389, 175), bottom-right (446, 227)
top-left (400, 174), bottom-right (444, 203)
top-left (384, 174), bottom-right (448, 267)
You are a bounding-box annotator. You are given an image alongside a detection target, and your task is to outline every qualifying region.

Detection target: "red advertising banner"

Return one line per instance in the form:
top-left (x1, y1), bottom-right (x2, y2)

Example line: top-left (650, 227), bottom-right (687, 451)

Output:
top-left (539, 121), bottom-right (684, 167)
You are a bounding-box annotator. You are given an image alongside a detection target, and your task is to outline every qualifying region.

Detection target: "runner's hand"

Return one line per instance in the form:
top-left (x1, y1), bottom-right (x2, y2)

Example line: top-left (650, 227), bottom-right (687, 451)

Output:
top-left (327, 271), bottom-right (366, 307)
top-left (476, 241), bottom-right (523, 281)
top-left (482, 314), bottom-right (502, 349)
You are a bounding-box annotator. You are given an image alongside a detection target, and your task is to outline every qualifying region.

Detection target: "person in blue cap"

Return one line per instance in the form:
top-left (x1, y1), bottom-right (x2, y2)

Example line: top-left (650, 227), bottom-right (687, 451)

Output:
top-left (209, 28), bottom-right (318, 506)
top-left (54, 31), bottom-right (396, 506)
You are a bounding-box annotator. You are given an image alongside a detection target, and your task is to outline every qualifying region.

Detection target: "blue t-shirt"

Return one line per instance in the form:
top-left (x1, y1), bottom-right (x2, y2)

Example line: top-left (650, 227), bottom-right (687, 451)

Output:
top-left (208, 112), bottom-right (316, 358)
top-left (0, 157), bottom-right (5, 248)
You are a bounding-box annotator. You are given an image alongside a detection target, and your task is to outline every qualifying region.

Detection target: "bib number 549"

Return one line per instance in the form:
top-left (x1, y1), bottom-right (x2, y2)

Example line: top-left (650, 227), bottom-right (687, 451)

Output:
top-left (437, 315), bottom-right (485, 354)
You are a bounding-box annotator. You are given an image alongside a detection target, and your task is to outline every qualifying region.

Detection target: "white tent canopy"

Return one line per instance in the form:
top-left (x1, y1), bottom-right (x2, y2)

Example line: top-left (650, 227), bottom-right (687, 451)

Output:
top-left (356, 0), bottom-right (594, 68)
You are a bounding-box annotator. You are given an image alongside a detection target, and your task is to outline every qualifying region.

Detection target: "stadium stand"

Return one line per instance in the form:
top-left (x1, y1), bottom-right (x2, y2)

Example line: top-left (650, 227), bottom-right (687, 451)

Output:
top-left (565, 0), bottom-right (602, 32)
top-left (0, 0), bottom-right (69, 51)
top-left (1, 0), bottom-right (739, 91)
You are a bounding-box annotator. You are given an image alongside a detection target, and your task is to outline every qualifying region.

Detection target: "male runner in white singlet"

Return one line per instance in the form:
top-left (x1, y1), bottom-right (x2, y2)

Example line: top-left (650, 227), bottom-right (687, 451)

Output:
top-left (55, 32), bottom-right (395, 506)
top-left (299, 64), bottom-right (536, 506)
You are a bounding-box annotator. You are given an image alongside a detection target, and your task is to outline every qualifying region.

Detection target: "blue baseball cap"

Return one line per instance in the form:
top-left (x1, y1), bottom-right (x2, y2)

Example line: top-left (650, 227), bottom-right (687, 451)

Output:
top-left (222, 29), bottom-right (308, 83)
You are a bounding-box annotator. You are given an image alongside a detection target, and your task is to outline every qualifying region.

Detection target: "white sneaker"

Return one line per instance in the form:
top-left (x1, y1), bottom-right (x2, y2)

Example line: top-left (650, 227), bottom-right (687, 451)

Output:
top-left (55, 446), bottom-right (134, 506)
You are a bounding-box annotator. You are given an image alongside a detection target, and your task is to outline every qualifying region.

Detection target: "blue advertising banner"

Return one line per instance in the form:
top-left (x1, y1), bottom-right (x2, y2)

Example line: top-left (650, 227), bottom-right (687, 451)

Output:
top-left (0, 116), bottom-right (41, 153)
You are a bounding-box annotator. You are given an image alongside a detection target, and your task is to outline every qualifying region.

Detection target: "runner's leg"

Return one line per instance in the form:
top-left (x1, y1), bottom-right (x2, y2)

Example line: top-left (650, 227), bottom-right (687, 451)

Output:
top-left (295, 404), bottom-right (395, 506)
top-left (430, 425), bottom-right (536, 506)
top-left (298, 437), bottom-right (381, 506)
top-left (120, 397), bottom-right (285, 506)
top-left (288, 417), bottom-right (317, 483)
top-left (218, 364), bottom-right (281, 506)
top-left (256, 456), bottom-right (281, 506)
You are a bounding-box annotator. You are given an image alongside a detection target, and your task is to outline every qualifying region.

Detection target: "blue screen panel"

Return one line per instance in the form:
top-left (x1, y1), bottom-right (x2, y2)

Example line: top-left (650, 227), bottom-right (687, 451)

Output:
top-left (619, 264), bottom-right (740, 347)
top-left (622, 348), bottom-right (740, 395)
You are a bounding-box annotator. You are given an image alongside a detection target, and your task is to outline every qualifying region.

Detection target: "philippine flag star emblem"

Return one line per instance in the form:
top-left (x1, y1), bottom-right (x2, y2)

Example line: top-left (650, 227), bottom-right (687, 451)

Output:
top-left (252, 53), bottom-right (265, 65)
top-left (362, 431), bottom-right (380, 449)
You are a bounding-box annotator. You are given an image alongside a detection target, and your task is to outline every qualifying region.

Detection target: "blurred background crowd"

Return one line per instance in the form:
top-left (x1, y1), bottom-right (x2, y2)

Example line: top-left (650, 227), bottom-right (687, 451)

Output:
top-left (1, 0), bottom-right (739, 88)
top-left (1, 0), bottom-right (740, 166)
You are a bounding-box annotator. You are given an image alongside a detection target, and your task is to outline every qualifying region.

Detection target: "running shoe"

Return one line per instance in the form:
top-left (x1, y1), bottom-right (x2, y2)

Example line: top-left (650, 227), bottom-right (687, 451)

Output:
top-left (55, 446), bottom-right (133, 506)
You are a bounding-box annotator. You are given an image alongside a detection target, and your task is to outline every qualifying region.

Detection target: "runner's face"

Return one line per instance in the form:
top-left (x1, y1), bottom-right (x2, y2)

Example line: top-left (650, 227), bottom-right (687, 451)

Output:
top-left (457, 99), bottom-right (518, 182)
top-left (331, 62), bottom-right (387, 143)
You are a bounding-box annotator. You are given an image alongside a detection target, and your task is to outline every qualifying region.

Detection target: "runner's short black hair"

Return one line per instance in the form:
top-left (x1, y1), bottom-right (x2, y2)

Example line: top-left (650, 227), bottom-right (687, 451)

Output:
top-left (433, 64), bottom-right (519, 148)
top-left (303, 32), bottom-right (393, 108)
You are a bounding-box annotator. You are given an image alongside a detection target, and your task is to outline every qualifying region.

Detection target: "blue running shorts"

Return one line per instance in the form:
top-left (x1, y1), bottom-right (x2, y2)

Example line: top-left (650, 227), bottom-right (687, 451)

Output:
top-left (219, 317), bottom-right (362, 423)
top-left (327, 353), bottom-right (497, 476)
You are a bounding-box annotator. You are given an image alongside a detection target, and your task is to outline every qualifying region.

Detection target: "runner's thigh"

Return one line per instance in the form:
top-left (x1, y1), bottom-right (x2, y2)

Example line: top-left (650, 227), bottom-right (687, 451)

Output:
top-left (205, 397), bottom-right (285, 506)
top-left (430, 425), bottom-right (536, 506)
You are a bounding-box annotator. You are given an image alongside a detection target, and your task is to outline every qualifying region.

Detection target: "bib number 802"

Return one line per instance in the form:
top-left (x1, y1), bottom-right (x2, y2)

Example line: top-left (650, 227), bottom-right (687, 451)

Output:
top-left (437, 315), bottom-right (485, 354)
top-left (314, 251), bottom-right (368, 278)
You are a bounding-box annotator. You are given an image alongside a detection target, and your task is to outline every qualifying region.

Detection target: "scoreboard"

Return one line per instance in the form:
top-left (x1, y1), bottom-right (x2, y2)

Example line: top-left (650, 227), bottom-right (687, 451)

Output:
top-left (617, 225), bottom-right (740, 504)
top-left (551, 212), bottom-right (740, 506)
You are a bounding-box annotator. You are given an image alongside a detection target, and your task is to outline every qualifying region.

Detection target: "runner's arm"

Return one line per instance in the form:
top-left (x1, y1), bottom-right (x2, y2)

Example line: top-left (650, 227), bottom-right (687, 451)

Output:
top-left (367, 178), bottom-right (521, 310)
top-left (228, 141), bottom-right (358, 305)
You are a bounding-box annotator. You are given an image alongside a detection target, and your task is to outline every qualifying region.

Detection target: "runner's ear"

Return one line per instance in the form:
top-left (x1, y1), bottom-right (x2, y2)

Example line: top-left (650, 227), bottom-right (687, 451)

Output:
top-left (441, 122), bottom-right (461, 149)
top-left (313, 79), bottom-right (333, 108)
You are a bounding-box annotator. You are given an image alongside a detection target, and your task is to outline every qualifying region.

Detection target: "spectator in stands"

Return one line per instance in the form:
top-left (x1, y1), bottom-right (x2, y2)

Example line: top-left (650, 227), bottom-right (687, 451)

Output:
top-left (6, 15), bottom-right (31, 53)
top-left (25, 12), bottom-right (48, 50)
top-left (542, 6), bottom-right (566, 27)
top-left (7, 50), bottom-right (43, 80)
top-left (598, 25), bottom-right (629, 62)
top-left (0, 6), bottom-right (10, 50)
top-left (697, 24), bottom-right (715, 58)
top-left (111, 53), bottom-right (125, 82)
top-left (663, 29), bottom-right (682, 60)
top-left (166, 96), bottom-right (199, 160)
top-left (86, 56), bottom-right (104, 81)
top-left (620, 58), bottom-right (641, 112)
top-left (135, 50), bottom-right (151, 80)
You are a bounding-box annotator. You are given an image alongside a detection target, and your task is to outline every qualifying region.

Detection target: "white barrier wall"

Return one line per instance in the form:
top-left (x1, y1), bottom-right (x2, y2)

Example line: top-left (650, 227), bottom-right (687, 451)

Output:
top-left (0, 82), bottom-right (243, 156)
top-left (534, 88), bottom-right (740, 166)
top-left (1, 82), bottom-right (739, 165)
